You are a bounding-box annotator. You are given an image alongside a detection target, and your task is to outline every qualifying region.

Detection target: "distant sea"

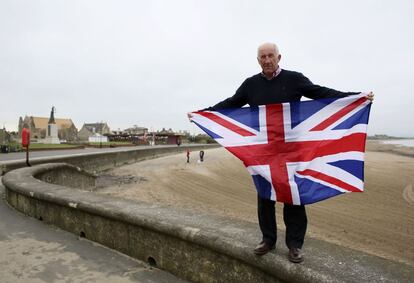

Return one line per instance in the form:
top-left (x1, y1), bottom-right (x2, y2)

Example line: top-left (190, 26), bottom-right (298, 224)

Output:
top-left (381, 139), bottom-right (414, 147)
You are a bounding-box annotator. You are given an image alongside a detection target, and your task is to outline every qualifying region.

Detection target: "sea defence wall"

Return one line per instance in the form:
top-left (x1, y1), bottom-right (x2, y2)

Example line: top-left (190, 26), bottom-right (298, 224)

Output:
top-left (2, 161), bottom-right (414, 282)
top-left (0, 144), bottom-right (217, 176)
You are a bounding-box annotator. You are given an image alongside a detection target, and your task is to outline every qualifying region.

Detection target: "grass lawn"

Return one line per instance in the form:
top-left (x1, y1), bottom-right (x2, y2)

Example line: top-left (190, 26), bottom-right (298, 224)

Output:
top-left (88, 142), bottom-right (135, 146)
top-left (29, 143), bottom-right (80, 149)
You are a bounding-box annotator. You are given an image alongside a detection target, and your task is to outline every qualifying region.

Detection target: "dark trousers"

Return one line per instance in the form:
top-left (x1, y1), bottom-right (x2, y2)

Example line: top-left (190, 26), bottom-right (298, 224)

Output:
top-left (258, 196), bottom-right (307, 249)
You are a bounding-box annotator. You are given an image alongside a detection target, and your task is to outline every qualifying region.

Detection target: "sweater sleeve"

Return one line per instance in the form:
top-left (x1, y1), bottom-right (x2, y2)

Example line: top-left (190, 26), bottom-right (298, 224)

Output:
top-left (298, 73), bottom-right (360, 99)
top-left (205, 79), bottom-right (249, 110)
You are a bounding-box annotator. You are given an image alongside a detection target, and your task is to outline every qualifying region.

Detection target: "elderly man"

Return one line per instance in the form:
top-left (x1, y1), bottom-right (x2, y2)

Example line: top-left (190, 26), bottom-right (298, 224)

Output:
top-left (191, 42), bottom-right (373, 263)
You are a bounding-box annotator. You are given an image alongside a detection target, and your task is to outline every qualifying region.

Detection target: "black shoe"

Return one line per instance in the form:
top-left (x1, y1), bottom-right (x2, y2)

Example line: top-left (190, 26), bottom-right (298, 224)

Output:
top-left (254, 241), bottom-right (275, 256)
top-left (288, 247), bottom-right (304, 263)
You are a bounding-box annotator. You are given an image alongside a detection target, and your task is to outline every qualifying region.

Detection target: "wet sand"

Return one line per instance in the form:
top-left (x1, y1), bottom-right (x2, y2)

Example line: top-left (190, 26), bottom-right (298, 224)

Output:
top-left (97, 141), bottom-right (414, 266)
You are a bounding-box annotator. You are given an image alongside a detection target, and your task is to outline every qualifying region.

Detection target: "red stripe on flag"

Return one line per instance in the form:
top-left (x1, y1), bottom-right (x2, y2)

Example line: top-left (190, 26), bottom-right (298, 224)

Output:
top-left (296, 169), bottom-right (362, 192)
top-left (195, 112), bottom-right (255, 137)
top-left (310, 97), bottom-right (367, 131)
top-left (295, 133), bottom-right (367, 162)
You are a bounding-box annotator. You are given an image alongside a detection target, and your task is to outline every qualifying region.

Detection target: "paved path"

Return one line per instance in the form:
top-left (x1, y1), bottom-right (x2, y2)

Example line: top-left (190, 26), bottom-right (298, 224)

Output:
top-left (0, 177), bottom-right (186, 283)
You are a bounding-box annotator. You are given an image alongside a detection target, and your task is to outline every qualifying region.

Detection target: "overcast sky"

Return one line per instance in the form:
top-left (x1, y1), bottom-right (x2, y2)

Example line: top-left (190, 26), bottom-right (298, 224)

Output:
top-left (1, 0), bottom-right (413, 136)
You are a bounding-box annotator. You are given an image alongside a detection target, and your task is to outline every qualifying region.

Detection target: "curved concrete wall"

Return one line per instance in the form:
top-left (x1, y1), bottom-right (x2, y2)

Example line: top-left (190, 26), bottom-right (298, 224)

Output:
top-left (3, 163), bottom-right (413, 283)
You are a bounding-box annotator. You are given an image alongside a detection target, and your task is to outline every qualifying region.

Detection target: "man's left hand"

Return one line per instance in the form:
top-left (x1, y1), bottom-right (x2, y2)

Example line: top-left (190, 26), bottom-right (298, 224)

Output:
top-left (366, 91), bottom-right (374, 101)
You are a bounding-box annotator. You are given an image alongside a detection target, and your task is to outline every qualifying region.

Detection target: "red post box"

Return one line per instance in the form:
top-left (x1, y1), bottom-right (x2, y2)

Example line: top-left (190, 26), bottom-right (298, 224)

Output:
top-left (22, 128), bottom-right (30, 147)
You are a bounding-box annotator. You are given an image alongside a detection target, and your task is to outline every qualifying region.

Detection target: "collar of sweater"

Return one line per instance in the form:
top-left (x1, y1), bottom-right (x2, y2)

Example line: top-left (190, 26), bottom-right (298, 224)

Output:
top-left (260, 66), bottom-right (282, 80)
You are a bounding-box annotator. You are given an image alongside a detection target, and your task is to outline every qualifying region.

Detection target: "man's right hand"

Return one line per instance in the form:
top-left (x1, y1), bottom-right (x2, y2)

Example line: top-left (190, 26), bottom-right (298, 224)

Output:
top-left (366, 91), bottom-right (374, 101)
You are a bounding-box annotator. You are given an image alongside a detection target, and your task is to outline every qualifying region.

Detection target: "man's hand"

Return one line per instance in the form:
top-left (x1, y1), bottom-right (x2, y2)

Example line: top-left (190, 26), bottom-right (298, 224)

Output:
top-left (366, 91), bottom-right (374, 101)
top-left (187, 112), bottom-right (193, 122)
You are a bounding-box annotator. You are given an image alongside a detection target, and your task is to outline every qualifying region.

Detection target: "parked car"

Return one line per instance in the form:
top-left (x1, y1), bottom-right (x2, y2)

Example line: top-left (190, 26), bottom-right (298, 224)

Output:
top-left (1, 145), bottom-right (9, 153)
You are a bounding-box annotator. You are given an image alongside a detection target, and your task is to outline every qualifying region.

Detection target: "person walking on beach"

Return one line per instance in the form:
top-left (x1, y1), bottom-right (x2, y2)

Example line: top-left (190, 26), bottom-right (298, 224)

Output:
top-left (189, 42), bottom-right (373, 263)
top-left (199, 150), bottom-right (204, 162)
top-left (186, 149), bottom-right (190, 163)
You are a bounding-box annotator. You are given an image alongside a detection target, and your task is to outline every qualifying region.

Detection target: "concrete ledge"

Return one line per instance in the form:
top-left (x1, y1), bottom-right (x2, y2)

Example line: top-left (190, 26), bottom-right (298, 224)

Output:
top-left (0, 144), bottom-right (218, 175)
top-left (3, 163), bottom-right (413, 283)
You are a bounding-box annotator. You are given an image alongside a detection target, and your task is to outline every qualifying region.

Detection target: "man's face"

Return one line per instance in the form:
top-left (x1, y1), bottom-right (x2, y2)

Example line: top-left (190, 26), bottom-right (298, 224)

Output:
top-left (257, 46), bottom-right (281, 76)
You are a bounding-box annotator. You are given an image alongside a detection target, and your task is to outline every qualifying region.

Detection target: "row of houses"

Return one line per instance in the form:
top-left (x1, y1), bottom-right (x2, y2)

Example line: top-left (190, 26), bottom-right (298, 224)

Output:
top-left (17, 115), bottom-right (186, 144)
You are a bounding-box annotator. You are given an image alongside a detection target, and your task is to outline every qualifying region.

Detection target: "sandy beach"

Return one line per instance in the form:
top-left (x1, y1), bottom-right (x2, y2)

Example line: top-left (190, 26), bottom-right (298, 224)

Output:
top-left (97, 141), bottom-right (414, 267)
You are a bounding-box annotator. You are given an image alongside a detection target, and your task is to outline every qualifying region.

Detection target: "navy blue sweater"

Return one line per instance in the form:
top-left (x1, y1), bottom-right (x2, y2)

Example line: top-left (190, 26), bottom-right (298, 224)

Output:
top-left (211, 70), bottom-right (359, 110)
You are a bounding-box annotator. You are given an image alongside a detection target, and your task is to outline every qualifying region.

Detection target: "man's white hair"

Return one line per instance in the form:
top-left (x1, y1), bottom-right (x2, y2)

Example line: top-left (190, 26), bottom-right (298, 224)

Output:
top-left (257, 42), bottom-right (280, 57)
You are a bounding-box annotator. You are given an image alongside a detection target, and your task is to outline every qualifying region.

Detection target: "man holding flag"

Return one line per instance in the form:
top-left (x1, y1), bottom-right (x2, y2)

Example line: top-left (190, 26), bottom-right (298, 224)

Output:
top-left (189, 42), bottom-right (373, 263)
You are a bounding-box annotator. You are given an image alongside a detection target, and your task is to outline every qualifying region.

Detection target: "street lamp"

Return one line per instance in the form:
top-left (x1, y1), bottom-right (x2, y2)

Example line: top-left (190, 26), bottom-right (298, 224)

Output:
top-left (100, 121), bottom-right (103, 148)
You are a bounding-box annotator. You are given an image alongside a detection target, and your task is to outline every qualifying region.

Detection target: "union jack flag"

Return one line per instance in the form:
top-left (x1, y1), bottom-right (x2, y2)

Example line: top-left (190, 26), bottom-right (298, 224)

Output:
top-left (190, 95), bottom-right (372, 205)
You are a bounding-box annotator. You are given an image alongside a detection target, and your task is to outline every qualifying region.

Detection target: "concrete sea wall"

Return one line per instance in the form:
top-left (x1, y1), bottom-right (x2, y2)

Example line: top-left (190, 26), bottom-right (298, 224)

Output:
top-left (0, 144), bottom-right (217, 176)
